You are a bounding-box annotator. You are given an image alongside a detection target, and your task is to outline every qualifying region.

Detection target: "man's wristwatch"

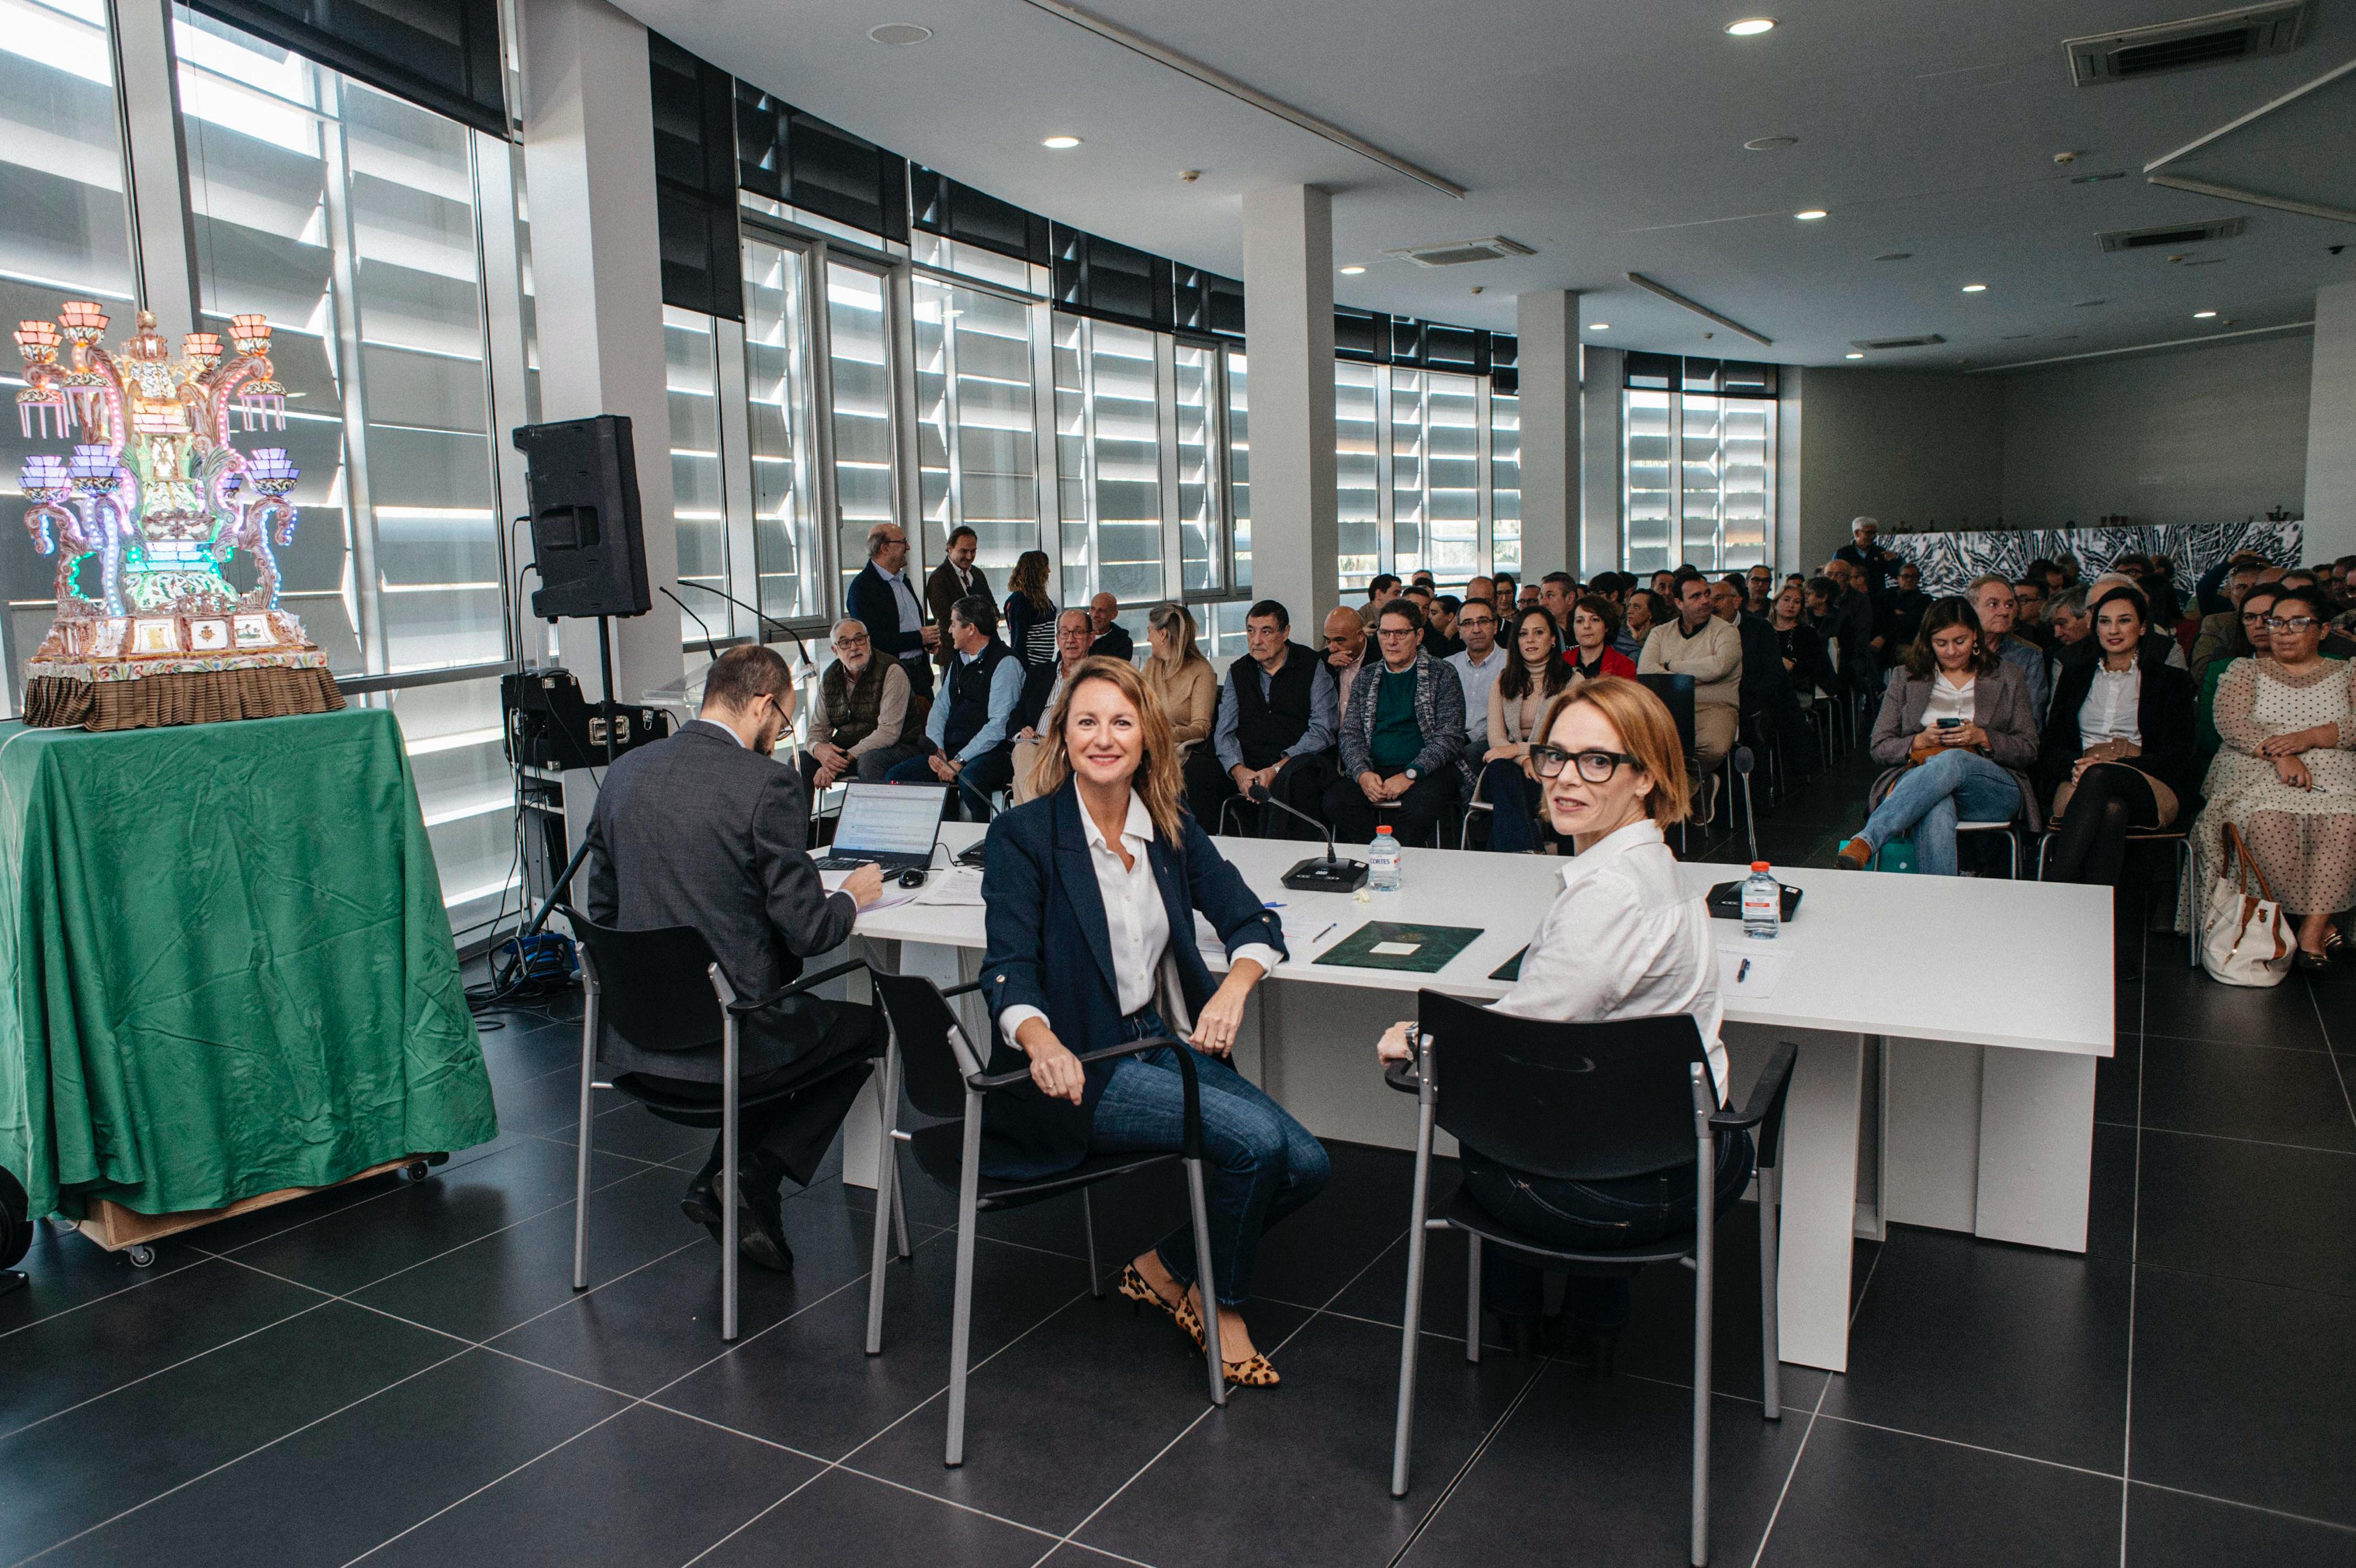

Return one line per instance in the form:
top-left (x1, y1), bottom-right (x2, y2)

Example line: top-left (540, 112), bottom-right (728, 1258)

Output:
top-left (1403, 767), bottom-right (1419, 783)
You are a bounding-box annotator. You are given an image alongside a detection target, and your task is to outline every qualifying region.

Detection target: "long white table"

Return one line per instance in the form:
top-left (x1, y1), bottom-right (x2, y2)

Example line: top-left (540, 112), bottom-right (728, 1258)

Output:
top-left (838, 826), bottom-right (2112, 1373)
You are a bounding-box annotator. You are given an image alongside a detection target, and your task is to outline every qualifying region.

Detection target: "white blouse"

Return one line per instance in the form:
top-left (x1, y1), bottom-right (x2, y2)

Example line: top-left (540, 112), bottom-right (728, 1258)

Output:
top-left (1919, 673), bottom-right (1974, 731)
top-left (1493, 818), bottom-right (1728, 1103)
top-left (997, 792), bottom-right (1282, 1043)
top-left (2078, 664), bottom-right (2142, 750)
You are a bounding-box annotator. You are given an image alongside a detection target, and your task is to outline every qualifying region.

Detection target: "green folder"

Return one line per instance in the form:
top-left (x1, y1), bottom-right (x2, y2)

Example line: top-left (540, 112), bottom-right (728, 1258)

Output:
top-left (1313, 921), bottom-right (1484, 975)
top-left (1490, 946), bottom-right (1529, 982)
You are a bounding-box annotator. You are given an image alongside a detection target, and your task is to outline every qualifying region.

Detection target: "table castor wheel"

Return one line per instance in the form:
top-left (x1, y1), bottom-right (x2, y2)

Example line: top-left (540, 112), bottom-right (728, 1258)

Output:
top-left (125, 1244), bottom-right (156, 1268)
top-left (402, 1160), bottom-right (433, 1183)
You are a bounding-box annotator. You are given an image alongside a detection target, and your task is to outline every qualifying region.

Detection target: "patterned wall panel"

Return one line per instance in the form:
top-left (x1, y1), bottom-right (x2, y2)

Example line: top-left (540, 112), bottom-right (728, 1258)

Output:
top-left (1881, 520), bottom-right (2304, 600)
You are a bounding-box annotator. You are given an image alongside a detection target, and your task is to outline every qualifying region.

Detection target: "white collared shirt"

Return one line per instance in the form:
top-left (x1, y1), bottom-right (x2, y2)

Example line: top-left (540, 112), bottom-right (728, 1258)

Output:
top-left (998, 792), bottom-right (1282, 1044)
top-left (1920, 673), bottom-right (1974, 730)
top-left (2079, 663), bottom-right (2142, 749)
top-left (887, 568), bottom-right (924, 642)
top-left (1446, 643), bottom-right (1507, 744)
top-left (1493, 818), bottom-right (1728, 1103)
top-left (692, 716), bottom-right (746, 749)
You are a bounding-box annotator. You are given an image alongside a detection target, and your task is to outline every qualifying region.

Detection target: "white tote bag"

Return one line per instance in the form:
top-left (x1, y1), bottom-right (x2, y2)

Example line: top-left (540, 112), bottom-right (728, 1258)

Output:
top-left (2201, 824), bottom-right (2293, 988)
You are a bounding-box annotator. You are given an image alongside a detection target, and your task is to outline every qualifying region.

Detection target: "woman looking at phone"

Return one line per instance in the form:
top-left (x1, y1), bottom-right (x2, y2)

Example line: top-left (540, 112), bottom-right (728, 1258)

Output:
top-left (1838, 597), bottom-right (2041, 875)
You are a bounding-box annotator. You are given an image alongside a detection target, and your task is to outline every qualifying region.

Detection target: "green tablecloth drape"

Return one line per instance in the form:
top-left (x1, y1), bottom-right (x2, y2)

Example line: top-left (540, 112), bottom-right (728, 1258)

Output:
top-left (0, 708), bottom-right (498, 1219)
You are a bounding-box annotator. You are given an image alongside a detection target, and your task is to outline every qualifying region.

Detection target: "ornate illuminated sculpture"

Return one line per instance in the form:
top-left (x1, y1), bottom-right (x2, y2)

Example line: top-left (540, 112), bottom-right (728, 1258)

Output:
top-left (14, 300), bottom-right (341, 729)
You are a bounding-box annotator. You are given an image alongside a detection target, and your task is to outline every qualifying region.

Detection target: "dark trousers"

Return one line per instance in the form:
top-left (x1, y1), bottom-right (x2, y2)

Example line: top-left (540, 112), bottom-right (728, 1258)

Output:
top-left (2048, 760), bottom-right (2162, 890)
top-left (625, 998), bottom-right (884, 1195)
top-left (1478, 757), bottom-right (1545, 852)
top-left (886, 742), bottom-right (1015, 821)
top-left (1183, 749), bottom-right (1336, 840)
top-left (1460, 1130), bottom-right (1756, 1331)
top-left (1323, 763), bottom-right (1460, 847)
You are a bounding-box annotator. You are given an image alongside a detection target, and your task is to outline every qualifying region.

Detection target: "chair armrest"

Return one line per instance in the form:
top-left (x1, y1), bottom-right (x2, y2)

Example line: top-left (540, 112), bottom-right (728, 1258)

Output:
top-left (940, 980), bottom-right (984, 999)
top-left (1710, 1041), bottom-right (1798, 1169)
top-left (1383, 1056), bottom-right (1424, 1095)
top-left (726, 957), bottom-right (871, 1016)
top-left (968, 1035), bottom-right (1206, 1160)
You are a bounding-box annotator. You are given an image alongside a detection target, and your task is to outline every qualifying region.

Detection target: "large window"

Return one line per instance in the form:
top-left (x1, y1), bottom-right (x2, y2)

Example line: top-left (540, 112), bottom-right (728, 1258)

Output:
top-left (1054, 314), bottom-right (1163, 605)
top-left (1225, 348), bottom-right (1250, 591)
top-left (825, 260), bottom-right (898, 601)
top-left (1623, 356), bottom-right (1776, 573)
top-left (913, 274), bottom-right (1039, 578)
top-left (0, 0), bottom-right (136, 697)
top-left (742, 234), bottom-right (822, 622)
top-left (1334, 361), bottom-right (1516, 593)
top-left (665, 307), bottom-right (728, 616)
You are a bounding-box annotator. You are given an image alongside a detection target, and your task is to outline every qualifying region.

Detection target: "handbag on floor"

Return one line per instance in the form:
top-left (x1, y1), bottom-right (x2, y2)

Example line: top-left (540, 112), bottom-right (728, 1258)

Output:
top-left (2200, 824), bottom-right (2293, 988)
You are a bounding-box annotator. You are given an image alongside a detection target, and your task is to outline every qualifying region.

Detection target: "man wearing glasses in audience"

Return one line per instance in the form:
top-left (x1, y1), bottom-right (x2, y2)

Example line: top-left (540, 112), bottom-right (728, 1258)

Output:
top-left (801, 618), bottom-right (928, 797)
top-left (1323, 599), bottom-right (1466, 847)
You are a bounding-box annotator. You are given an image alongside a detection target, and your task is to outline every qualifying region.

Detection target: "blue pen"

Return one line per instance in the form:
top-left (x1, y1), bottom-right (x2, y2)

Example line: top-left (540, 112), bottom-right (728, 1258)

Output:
top-left (1737, 959), bottom-right (1751, 984)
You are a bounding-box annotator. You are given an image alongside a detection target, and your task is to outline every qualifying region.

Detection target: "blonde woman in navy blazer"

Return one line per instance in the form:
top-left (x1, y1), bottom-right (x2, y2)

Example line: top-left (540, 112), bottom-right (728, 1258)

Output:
top-left (981, 657), bottom-right (1328, 1387)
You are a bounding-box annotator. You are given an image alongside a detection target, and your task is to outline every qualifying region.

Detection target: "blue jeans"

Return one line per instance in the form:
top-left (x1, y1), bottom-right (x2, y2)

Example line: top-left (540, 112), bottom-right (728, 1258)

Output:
top-left (1460, 1130), bottom-right (1756, 1331)
top-left (1480, 757), bottom-right (1545, 852)
top-left (1859, 747), bottom-right (2020, 877)
top-left (1090, 1010), bottom-right (1330, 1306)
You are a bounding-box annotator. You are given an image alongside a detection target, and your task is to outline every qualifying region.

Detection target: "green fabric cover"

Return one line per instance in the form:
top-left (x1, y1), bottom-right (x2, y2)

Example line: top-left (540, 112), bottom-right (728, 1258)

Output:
top-left (0, 708), bottom-right (497, 1220)
top-left (1369, 666), bottom-right (1423, 770)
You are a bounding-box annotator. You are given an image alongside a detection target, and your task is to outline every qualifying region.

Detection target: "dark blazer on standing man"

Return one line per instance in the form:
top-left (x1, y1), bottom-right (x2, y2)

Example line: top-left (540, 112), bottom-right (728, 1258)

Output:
top-left (584, 720), bottom-right (857, 1082)
top-left (978, 781), bottom-right (1286, 1178)
top-left (847, 561), bottom-right (933, 698)
top-left (924, 558), bottom-right (988, 667)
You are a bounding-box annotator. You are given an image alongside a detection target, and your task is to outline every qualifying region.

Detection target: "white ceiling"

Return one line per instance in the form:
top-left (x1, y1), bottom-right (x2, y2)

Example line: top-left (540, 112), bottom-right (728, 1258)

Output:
top-left (613, 0), bottom-right (2356, 369)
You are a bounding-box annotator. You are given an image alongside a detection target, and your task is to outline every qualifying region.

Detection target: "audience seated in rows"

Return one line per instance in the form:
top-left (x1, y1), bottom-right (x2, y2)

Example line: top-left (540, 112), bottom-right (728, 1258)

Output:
top-left (1185, 599), bottom-right (1338, 839)
top-left (1638, 570), bottom-right (1743, 789)
top-left (2192, 585), bottom-right (2356, 969)
top-left (1839, 597), bottom-right (2039, 876)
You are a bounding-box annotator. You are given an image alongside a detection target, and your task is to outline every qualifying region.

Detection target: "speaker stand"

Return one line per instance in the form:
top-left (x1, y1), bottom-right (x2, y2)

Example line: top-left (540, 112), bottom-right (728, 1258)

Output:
top-left (522, 613), bottom-right (620, 937)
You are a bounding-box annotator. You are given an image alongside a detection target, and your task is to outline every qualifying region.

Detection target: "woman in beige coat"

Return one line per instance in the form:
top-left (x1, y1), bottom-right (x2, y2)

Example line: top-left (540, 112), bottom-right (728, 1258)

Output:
top-left (1142, 603), bottom-right (1217, 755)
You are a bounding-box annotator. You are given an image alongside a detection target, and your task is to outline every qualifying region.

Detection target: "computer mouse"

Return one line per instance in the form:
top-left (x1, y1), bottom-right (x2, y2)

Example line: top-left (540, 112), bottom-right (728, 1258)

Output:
top-left (898, 868), bottom-right (926, 888)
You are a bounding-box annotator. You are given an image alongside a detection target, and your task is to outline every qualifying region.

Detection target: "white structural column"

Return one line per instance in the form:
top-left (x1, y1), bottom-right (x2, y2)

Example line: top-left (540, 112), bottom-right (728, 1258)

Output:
top-left (518, 0), bottom-right (682, 702)
top-left (1514, 290), bottom-right (1581, 578)
top-left (1240, 185), bottom-right (1338, 627)
top-left (2305, 280), bottom-right (2356, 566)
top-left (109, 0), bottom-right (202, 341)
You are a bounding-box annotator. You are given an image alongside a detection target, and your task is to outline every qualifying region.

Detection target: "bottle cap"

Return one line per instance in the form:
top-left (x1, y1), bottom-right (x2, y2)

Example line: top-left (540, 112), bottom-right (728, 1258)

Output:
top-left (1751, 861), bottom-right (1770, 872)
top-left (1378, 826), bottom-right (1394, 835)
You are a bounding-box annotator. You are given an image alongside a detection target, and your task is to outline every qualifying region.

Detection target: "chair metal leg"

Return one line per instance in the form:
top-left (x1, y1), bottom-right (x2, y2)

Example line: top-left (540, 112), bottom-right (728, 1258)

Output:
top-left (1391, 1088), bottom-right (1438, 1498)
top-left (945, 1096), bottom-right (984, 1467)
top-left (1757, 1162), bottom-right (1781, 1420)
top-left (721, 1016), bottom-right (741, 1344)
top-left (1082, 1187), bottom-right (1103, 1298)
top-left (1691, 1123), bottom-right (1717, 1567)
top-left (1184, 1156), bottom-right (1226, 1408)
top-left (892, 1163), bottom-right (912, 1260)
top-left (571, 984), bottom-right (599, 1292)
top-left (1464, 1234), bottom-right (1482, 1363)
top-left (865, 1041), bottom-right (901, 1356)
top-left (2180, 839), bottom-right (2199, 968)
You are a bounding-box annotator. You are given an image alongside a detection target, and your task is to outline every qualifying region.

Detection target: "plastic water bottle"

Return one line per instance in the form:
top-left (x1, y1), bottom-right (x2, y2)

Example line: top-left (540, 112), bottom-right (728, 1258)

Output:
top-left (1741, 861), bottom-right (1781, 940)
top-left (1368, 826), bottom-right (1402, 892)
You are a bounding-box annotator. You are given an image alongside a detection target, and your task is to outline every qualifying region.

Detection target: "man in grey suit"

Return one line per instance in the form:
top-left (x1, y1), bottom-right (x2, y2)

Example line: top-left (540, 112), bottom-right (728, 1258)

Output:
top-left (584, 644), bottom-right (887, 1271)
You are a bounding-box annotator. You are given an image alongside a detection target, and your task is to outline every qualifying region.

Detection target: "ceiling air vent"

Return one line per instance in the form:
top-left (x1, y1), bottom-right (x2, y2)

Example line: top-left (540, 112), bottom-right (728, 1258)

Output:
top-left (1383, 236), bottom-right (1536, 268)
top-left (2097, 217), bottom-right (2247, 252)
top-left (1849, 335), bottom-right (1947, 351)
top-left (2065, 1), bottom-right (2309, 86)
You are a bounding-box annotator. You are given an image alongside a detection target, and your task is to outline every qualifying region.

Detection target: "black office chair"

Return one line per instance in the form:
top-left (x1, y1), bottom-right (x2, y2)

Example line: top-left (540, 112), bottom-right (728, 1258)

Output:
top-left (1637, 672), bottom-right (1702, 849)
top-left (562, 910), bottom-right (882, 1342)
top-left (864, 972), bottom-right (1230, 1467)
top-left (1387, 992), bottom-right (1796, 1567)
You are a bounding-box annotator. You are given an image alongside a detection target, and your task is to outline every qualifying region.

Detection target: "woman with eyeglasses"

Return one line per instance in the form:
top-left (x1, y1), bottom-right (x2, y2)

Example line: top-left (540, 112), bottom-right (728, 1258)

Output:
top-left (2193, 586), bottom-right (2356, 968)
top-left (2037, 585), bottom-right (2200, 977)
top-left (1836, 597), bottom-right (2040, 875)
top-left (1373, 677), bottom-right (1748, 1361)
top-left (1479, 605), bottom-right (1576, 852)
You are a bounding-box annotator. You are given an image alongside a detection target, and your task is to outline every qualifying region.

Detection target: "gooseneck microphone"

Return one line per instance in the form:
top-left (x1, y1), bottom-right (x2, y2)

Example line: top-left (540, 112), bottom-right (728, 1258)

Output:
top-left (1248, 783), bottom-right (1371, 892)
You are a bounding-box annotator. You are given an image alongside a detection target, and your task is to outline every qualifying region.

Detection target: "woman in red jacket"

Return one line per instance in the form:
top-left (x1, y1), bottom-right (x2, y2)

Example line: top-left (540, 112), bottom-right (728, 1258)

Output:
top-left (1567, 593), bottom-right (1639, 682)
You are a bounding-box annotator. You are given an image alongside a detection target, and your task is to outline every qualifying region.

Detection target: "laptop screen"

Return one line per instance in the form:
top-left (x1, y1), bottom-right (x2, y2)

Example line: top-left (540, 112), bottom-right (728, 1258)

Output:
top-left (831, 783), bottom-right (946, 860)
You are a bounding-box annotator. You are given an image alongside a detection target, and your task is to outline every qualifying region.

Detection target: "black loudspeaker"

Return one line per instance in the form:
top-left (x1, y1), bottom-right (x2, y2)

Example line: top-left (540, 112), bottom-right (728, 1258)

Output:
top-left (1, 1163), bottom-right (28, 1296)
top-left (512, 415), bottom-right (652, 619)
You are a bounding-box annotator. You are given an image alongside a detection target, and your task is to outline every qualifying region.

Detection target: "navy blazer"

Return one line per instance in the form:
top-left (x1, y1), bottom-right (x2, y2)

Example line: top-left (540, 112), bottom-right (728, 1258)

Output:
top-left (846, 563), bottom-right (933, 698)
top-left (978, 780), bottom-right (1286, 1178)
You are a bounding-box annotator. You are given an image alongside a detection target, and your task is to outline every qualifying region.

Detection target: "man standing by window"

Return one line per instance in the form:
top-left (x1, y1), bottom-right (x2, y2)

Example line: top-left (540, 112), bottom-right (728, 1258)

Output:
top-left (1835, 516), bottom-right (1898, 596)
top-left (845, 523), bottom-right (937, 700)
top-left (1323, 600), bottom-right (1466, 847)
top-left (924, 525), bottom-right (988, 676)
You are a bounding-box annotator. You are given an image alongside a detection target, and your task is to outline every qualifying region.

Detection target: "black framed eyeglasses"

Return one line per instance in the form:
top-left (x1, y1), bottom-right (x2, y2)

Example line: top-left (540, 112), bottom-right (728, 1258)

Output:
top-left (1530, 745), bottom-right (1645, 782)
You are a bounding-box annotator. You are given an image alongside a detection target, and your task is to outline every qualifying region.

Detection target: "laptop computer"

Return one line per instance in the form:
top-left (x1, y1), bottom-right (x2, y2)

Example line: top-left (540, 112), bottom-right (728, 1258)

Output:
top-left (812, 781), bottom-right (947, 874)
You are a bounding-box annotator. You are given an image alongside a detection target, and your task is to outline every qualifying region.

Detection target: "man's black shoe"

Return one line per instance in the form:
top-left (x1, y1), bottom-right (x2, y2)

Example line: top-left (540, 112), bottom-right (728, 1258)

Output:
top-left (736, 1177), bottom-right (795, 1273)
top-left (681, 1172), bottom-right (722, 1242)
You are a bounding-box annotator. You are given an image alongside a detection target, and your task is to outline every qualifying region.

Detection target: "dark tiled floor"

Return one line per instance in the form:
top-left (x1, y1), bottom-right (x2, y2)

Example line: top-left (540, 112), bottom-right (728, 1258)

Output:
top-left (7, 753), bottom-right (2355, 1567)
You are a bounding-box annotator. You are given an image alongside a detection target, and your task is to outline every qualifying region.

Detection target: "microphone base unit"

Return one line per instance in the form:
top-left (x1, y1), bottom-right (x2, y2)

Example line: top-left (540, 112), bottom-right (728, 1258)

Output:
top-left (1282, 857), bottom-right (1369, 893)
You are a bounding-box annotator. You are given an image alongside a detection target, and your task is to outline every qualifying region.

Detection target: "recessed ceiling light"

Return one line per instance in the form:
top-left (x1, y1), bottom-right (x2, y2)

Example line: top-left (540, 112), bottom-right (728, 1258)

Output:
top-left (2193, 309), bottom-right (2217, 318)
top-left (1961, 283), bottom-right (1988, 293)
top-left (1725, 18), bottom-right (1777, 35)
top-left (1845, 352), bottom-right (1864, 359)
top-left (1339, 265), bottom-right (1366, 275)
top-left (1590, 323), bottom-right (1610, 331)
top-left (867, 22), bottom-right (932, 44)
top-left (1042, 134), bottom-right (1082, 149)
top-left (1794, 210), bottom-right (1828, 221)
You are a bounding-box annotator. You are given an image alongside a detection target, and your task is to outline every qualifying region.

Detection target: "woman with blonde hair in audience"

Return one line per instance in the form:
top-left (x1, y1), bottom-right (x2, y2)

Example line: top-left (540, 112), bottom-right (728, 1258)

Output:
top-left (1837, 597), bottom-right (2040, 875)
top-left (2192, 585), bottom-right (2356, 968)
top-left (1480, 605), bottom-right (1578, 852)
top-left (1373, 677), bottom-right (1747, 1358)
top-left (1142, 603), bottom-right (1216, 755)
